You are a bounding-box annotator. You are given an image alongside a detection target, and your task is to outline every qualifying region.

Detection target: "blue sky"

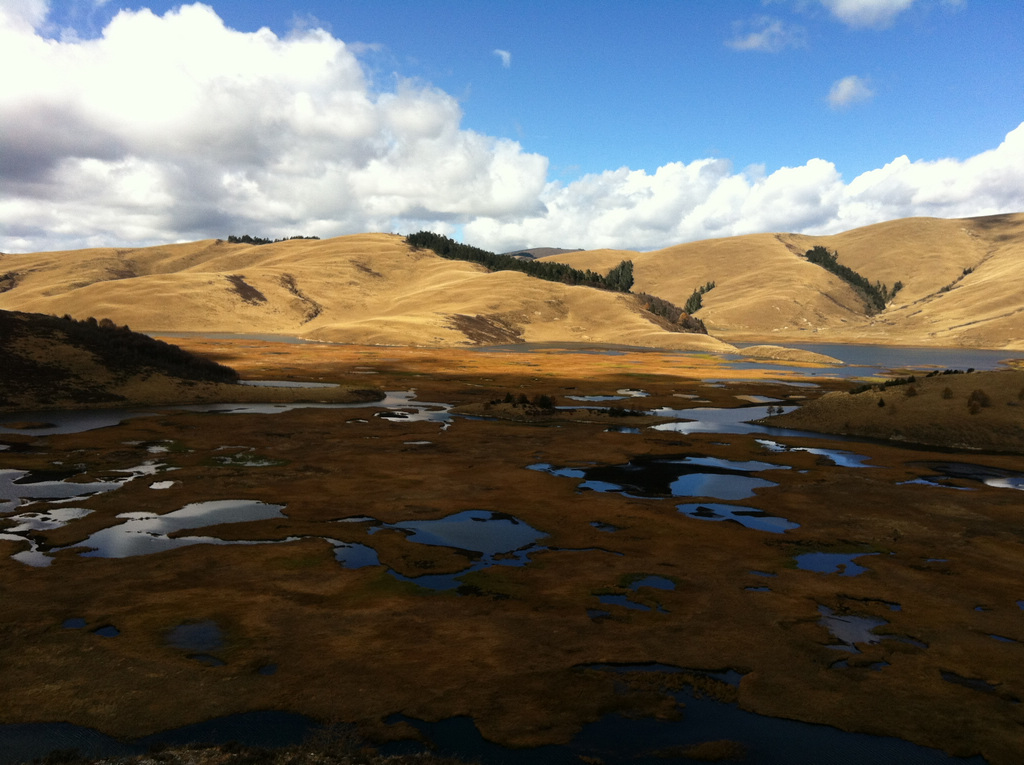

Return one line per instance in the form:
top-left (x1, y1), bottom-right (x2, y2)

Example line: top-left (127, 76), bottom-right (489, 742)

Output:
top-left (2, 0), bottom-right (1022, 252)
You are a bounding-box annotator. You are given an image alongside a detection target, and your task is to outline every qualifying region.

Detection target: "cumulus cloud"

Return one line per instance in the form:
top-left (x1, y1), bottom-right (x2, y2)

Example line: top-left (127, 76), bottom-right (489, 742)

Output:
top-left (0, 0), bottom-right (49, 30)
top-left (493, 48), bottom-right (511, 68)
top-left (821, 0), bottom-right (915, 29)
top-left (828, 75), bottom-right (874, 108)
top-left (1, 3), bottom-right (1021, 256)
top-left (464, 123), bottom-right (1024, 253)
top-left (0, 3), bottom-right (547, 251)
top-left (726, 16), bottom-right (805, 52)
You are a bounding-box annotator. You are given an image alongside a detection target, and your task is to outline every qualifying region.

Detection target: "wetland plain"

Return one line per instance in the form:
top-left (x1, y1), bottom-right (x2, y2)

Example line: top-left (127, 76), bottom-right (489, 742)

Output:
top-left (1, 338), bottom-right (1023, 764)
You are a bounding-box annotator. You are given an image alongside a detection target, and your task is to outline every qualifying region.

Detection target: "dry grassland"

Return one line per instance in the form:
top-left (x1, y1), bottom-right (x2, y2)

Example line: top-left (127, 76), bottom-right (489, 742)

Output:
top-left (4, 213), bottom-right (1021, 353)
top-left (542, 213), bottom-right (1024, 349)
top-left (0, 235), bottom-right (731, 352)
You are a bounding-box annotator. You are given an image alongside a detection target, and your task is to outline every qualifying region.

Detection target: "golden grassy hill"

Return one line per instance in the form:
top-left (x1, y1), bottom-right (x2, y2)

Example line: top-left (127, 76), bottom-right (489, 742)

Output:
top-left (540, 213), bottom-right (1024, 350)
top-left (0, 234), bottom-right (730, 352)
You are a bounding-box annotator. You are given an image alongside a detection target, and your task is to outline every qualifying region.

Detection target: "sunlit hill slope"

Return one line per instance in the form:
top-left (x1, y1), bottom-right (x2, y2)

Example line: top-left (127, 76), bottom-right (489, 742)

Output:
top-left (0, 234), bottom-right (729, 351)
top-left (1, 213), bottom-right (1021, 350)
top-left (541, 213), bottom-right (1024, 350)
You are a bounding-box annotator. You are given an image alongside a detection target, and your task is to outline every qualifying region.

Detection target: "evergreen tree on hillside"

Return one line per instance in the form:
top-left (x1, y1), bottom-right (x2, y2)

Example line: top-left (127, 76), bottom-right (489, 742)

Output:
top-left (406, 231), bottom-right (706, 335)
top-left (604, 259), bottom-right (634, 292)
top-left (803, 246), bottom-right (902, 314)
top-left (683, 281), bottom-right (716, 314)
top-left (404, 231), bottom-right (633, 293)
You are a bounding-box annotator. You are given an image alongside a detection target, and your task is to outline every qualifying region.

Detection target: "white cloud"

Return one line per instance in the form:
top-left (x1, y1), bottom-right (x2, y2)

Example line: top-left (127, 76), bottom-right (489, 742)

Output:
top-left (464, 123), bottom-right (1024, 253)
top-left (493, 48), bottom-right (511, 68)
top-left (821, 0), bottom-right (916, 29)
top-left (1, 4), bottom-right (1021, 257)
top-left (726, 17), bottom-right (805, 52)
top-left (0, 3), bottom-right (546, 251)
top-left (828, 75), bottom-right (874, 108)
top-left (0, 0), bottom-right (49, 30)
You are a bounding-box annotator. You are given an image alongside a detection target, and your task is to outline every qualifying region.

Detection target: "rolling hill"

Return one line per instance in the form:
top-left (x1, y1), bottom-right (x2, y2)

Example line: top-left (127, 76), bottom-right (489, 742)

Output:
top-left (540, 213), bottom-right (1024, 350)
top-left (1, 213), bottom-right (1021, 351)
top-left (0, 234), bottom-right (729, 351)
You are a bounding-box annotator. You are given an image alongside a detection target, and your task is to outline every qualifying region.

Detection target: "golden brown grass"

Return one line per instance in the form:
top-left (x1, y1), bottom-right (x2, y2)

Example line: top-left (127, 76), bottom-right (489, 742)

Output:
top-left (766, 368), bottom-right (1024, 452)
top-left (0, 235), bottom-right (730, 352)
top-left (542, 213), bottom-right (1024, 349)
top-left (4, 213), bottom-right (1020, 351)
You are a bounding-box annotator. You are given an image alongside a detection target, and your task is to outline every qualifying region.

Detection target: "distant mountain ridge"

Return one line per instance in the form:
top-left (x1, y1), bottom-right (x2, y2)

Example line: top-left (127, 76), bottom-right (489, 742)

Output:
top-left (502, 247), bottom-right (584, 260)
top-left (1, 213), bottom-right (1021, 350)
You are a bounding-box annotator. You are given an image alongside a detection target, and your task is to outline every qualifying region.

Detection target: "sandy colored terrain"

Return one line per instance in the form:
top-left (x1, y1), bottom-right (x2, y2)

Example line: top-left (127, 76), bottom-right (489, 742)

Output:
top-left (542, 213), bottom-right (1024, 350)
top-left (3, 213), bottom-right (1021, 353)
top-left (0, 235), bottom-right (729, 352)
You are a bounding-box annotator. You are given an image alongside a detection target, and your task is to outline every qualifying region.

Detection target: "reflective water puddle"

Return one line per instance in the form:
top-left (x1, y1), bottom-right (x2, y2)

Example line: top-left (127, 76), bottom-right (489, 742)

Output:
top-left (4, 498), bottom-right (544, 579)
top-left (817, 605), bottom-right (925, 669)
top-left (795, 552), bottom-right (879, 576)
top-left (4, 506), bottom-right (93, 531)
top-left (756, 439), bottom-right (874, 468)
top-left (909, 462), bottom-right (1024, 491)
top-left (183, 390), bottom-right (452, 429)
top-left (567, 388), bottom-right (649, 402)
top-left (330, 541), bottom-right (381, 569)
top-left (675, 502), bottom-right (798, 533)
top-left (0, 468), bottom-right (124, 511)
top-left (25, 500), bottom-right (291, 565)
top-left (528, 454), bottom-right (786, 501)
top-left (383, 510), bottom-right (544, 555)
top-left (629, 575), bottom-right (675, 591)
top-left (593, 576), bottom-right (677, 615)
top-left (2, 461), bottom-right (174, 513)
top-left (239, 380), bottom-right (339, 388)
top-left (0, 390), bottom-right (451, 436)
top-left (596, 594), bottom-right (664, 612)
top-left (648, 404), bottom-right (846, 439)
top-left (1, 462), bottom-right (186, 565)
top-left (941, 671), bottom-right (1020, 702)
top-left (529, 455), bottom-right (797, 532)
top-left (368, 510), bottom-right (549, 590)
top-left (818, 606), bottom-right (889, 653)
